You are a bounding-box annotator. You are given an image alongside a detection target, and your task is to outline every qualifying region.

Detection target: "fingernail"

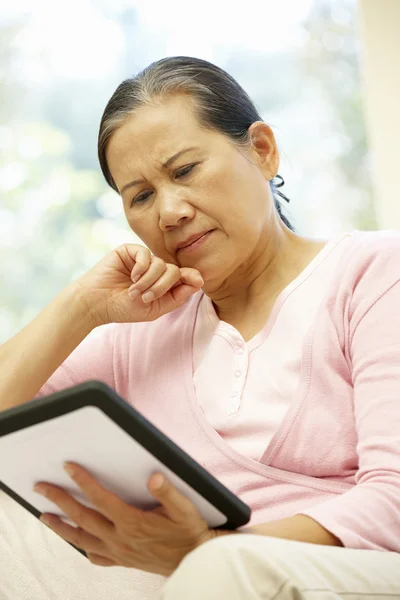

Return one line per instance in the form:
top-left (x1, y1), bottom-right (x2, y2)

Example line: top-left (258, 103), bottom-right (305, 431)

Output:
top-left (132, 275), bottom-right (140, 283)
top-left (64, 463), bottom-right (76, 478)
top-left (142, 291), bottom-right (155, 303)
top-left (129, 289), bottom-right (140, 299)
top-left (152, 474), bottom-right (164, 490)
top-left (33, 484), bottom-right (48, 496)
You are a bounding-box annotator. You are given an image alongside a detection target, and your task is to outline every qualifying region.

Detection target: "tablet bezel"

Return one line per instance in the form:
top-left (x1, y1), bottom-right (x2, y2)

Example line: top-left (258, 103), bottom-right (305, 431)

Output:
top-left (0, 380), bottom-right (251, 557)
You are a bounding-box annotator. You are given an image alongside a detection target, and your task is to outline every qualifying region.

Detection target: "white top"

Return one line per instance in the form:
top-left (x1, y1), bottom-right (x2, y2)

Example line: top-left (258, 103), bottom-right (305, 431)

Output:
top-left (193, 233), bottom-right (349, 460)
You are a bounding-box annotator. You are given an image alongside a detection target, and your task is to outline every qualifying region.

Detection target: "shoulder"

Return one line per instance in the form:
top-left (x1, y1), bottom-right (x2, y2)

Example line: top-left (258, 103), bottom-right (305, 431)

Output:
top-left (335, 229), bottom-right (400, 324)
top-left (345, 228), bottom-right (400, 258)
top-left (336, 229), bottom-right (400, 283)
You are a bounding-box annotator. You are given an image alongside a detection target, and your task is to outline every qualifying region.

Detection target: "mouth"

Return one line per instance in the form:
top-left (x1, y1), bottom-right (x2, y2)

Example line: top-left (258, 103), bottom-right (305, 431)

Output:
top-left (177, 230), bottom-right (215, 253)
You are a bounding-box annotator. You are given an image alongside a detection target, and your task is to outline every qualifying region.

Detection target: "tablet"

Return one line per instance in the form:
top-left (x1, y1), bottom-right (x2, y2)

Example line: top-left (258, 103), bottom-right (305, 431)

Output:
top-left (0, 380), bottom-right (251, 556)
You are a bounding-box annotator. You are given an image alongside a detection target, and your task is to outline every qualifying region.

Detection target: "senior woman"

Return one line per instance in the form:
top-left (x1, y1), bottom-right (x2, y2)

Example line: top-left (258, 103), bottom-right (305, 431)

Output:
top-left (1, 56), bottom-right (400, 600)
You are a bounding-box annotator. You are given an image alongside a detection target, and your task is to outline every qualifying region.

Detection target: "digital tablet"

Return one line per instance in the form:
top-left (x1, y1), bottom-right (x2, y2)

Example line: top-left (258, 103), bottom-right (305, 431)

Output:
top-left (0, 380), bottom-right (251, 556)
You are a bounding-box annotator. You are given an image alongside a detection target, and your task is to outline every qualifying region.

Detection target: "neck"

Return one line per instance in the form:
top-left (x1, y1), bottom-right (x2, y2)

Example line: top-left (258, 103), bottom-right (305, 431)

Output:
top-left (204, 226), bottom-right (326, 324)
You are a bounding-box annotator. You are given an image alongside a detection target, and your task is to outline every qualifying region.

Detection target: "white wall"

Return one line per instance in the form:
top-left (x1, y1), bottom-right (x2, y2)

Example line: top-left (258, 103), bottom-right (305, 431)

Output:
top-left (357, 0), bottom-right (400, 229)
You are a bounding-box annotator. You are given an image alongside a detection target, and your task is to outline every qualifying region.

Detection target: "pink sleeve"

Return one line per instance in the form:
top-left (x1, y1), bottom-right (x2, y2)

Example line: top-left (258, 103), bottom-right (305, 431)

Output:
top-left (301, 277), bottom-right (400, 551)
top-left (35, 324), bottom-right (117, 399)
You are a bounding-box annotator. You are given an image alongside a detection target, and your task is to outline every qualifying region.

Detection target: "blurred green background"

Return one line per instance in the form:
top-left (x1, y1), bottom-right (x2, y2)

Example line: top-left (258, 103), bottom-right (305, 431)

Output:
top-left (0, 0), bottom-right (376, 341)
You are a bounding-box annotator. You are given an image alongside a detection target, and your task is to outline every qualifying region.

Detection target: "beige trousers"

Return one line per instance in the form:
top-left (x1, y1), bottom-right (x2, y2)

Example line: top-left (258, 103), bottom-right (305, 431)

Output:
top-left (1, 492), bottom-right (400, 599)
top-left (162, 534), bottom-right (400, 599)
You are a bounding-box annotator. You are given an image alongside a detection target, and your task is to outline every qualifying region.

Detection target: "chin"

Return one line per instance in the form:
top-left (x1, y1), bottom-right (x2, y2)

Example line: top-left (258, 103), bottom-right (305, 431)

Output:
top-left (195, 264), bottom-right (225, 289)
top-left (180, 248), bottom-right (229, 283)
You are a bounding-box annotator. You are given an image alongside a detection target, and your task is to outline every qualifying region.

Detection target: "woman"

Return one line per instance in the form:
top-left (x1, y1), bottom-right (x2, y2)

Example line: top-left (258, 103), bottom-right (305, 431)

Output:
top-left (1, 56), bottom-right (400, 599)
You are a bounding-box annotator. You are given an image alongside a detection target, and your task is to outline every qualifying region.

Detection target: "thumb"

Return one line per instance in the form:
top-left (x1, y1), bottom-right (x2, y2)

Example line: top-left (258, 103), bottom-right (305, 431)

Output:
top-left (169, 268), bottom-right (204, 306)
top-left (170, 282), bottom-right (201, 307)
top-left (148, 473), bottom-right (201, 523)
top-left (163, 268), bottom-right (203, 310)
top-left (179, 267), bottom-right (204, 288)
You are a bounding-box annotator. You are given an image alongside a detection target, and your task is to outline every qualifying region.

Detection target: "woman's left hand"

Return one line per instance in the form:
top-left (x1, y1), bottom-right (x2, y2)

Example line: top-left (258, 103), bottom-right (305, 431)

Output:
top-left (33, 463), bottom-right (226, 576)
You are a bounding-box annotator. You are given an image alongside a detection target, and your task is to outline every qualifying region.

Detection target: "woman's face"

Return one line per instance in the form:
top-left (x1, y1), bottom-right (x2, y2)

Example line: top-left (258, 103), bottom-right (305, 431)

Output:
top-left (106, 94), bottom-right (278, 287)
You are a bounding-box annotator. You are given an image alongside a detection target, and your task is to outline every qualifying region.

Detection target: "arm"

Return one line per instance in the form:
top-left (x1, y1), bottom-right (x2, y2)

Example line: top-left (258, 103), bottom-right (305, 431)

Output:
top-left (295, 278), bottom-right (400, 551)
top-left (242, 515), bottom-right (342, 546)
top-left (240, 259), bottom-right (400, 551)
top-left (0, 283), bottom-right (94, 411)
top-left (0, 243), bottom-right (203, 412)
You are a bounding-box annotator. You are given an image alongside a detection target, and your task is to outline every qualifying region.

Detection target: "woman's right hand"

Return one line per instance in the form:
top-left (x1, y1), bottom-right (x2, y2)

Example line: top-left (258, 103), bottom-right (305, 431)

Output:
top-left (75, 244), bottom-right (204, 327)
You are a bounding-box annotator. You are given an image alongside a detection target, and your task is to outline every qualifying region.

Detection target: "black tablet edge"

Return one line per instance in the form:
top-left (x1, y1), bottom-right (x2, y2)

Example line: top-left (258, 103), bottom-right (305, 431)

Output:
top-left (0, 380), bottom-right (251, 530)
top-left (0, 480), bottom-right (87, 558)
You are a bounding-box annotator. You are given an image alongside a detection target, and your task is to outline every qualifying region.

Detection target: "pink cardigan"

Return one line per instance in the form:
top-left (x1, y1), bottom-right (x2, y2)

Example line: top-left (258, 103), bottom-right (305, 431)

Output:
top-left (38, 230), bottom-right (400, 552)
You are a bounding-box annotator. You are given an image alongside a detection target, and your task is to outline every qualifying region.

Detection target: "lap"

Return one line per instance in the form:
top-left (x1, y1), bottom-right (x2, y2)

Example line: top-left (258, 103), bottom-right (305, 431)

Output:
top-left (0, 491), bottom-right (166, 600)
top-left (2, 490), bottom-right (400, 600)
top-left (163, 533), bottom-right (400, 599)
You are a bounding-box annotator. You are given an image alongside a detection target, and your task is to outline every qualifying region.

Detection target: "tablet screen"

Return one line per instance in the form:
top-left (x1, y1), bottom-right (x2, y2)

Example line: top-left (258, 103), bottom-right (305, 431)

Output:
top-left (0, 381), bottom-right (251, 542)
top-left (0, 405), bottom-right (228, 528)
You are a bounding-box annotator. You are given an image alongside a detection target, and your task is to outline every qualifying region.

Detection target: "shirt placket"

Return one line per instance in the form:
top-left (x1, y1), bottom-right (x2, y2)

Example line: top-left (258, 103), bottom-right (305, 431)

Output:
top-left (217, 323), bottom-right (249, 415)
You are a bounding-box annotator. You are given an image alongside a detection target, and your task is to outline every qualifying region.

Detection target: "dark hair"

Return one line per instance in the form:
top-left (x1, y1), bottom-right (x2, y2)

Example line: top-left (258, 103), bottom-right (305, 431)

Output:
top-left (98, 56), bottom-right (294, 231)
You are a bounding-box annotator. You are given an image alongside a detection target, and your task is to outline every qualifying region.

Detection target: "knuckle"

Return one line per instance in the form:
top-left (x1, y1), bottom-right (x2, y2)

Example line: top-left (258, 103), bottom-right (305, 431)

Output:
top-left (167, 263), bottom-right (180, 276)
top-left (48, 487), bottom-right (64, 503)
top-left (151, 256), bottom-right (166, 269)
top-left (116, 512), bottom-right (146, 537)
top-left (74, 526), bottom-right (87, 547)
top-left (181, 504), bottom-right (197, 520)
top-left (151, 279), bottom-right (174, 297)
top-left (115, 523), bottom-right (139, 542)
top-left (136, 254), bottom-right (149, 267)
top-left (86, 552), bottom-right (99, 564)
top-left (69, 504), bottom-right (86, 525)
top-left (107, 540), bottom-right (136, 565)
top-left (138, 246), bottom-right (151, 260)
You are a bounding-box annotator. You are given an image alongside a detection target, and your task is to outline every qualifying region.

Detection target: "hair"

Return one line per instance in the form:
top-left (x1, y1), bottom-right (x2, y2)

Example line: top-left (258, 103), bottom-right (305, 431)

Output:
top-left (98, 56), bottom-right (294, 231)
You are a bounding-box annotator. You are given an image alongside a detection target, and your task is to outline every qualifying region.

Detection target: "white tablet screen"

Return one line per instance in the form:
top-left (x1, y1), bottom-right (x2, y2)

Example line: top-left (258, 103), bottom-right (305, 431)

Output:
top-left (0, 406), bottom-right (227, 528)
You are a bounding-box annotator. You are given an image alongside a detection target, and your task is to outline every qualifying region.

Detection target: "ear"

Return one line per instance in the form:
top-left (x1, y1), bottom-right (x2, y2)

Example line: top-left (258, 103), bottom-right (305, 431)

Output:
top-left (248, 122), bottom-right (280, 180)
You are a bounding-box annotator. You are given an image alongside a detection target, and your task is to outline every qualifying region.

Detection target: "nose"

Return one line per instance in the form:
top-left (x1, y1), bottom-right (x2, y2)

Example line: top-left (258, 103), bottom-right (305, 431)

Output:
top-left (158, 192), bottom-right (195, 230)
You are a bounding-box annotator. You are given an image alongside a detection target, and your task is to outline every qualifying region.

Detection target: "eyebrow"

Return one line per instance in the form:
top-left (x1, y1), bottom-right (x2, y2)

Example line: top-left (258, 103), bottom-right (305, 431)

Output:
top-left (120, 147), bottom-right (199, 195)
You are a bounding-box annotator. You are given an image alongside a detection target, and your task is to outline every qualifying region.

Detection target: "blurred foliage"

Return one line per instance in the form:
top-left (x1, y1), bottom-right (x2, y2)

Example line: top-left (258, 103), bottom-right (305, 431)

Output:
top-left (0, 0), bottom-right (378, 341)
top-left (298, 0), bottom-right (378, 231)
top-left (0, 18), bottom-right (131, 339)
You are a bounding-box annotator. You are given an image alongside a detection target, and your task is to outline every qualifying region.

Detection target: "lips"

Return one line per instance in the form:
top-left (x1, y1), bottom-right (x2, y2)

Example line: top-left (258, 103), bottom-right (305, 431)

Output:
top-left (176, 230), bottom-right (212, 251)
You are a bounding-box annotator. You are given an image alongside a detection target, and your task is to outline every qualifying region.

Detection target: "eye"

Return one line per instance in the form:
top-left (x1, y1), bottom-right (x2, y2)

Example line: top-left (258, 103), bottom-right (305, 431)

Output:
top-left (175, 163), bottom-right (197, 179)
top-left (131, 190), bottom-right (152, 207)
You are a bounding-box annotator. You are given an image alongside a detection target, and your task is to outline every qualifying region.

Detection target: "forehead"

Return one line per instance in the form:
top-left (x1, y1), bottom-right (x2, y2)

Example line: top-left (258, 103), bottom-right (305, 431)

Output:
top-left (106, 95), bottom-right (210, 180)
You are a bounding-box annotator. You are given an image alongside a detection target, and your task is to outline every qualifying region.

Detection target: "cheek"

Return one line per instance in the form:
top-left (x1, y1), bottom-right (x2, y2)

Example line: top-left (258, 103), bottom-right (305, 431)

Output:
top-left (126, 214), bottom-right (154, 246)
top-left (201, 159), bottom-right (254, 214)
top-left (126, 215), bottom-right (178, 264)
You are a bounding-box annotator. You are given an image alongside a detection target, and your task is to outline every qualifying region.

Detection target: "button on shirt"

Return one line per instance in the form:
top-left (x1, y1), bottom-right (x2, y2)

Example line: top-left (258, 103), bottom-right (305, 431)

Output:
top-left (192, 233), bottom-right (349, 461)
top-left (33, 230), bottom-right (400, 553)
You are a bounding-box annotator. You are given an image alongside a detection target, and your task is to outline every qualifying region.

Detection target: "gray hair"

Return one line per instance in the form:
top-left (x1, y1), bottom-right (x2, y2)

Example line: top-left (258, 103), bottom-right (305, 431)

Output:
top-left (98, 56), bottom-right (294, 231)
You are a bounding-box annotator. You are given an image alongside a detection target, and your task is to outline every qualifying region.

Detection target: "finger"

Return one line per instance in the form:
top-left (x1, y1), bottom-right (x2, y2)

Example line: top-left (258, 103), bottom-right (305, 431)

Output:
top-left (169, 283), bottom-right (202, 307)
top-left (157, 277), bottom-right (204, 312)
top-left (130, 263), bottom-right (183, 304)
top-left (147, 474), bottom-right (202, 524)
top-left (179, 267), bottom-right (204, 287)
top-left (166, 268), bottom-right (204, 306)
top-left (33, 480), bottom-right (115, 539)
top-left (86, 552), bottom-right (116, 567)
top-left (62, 462), bottom-right (142, 524)
top-left (128, 256), bottom-right (169, 299)
top-left (130, 247), bottom-right (152, 283)
top-left (39, 513), bottom-right (107, 556)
